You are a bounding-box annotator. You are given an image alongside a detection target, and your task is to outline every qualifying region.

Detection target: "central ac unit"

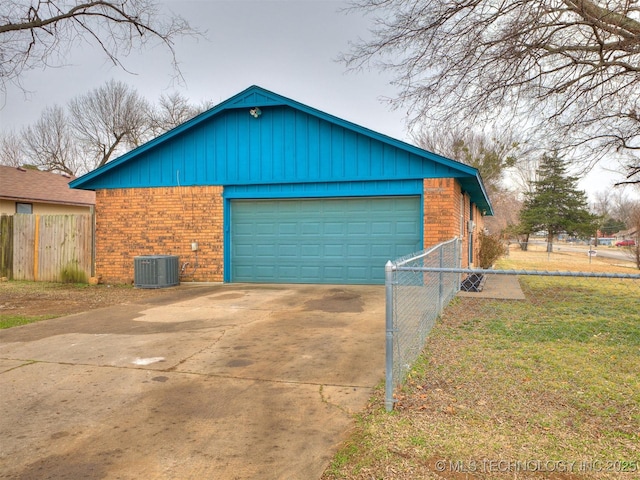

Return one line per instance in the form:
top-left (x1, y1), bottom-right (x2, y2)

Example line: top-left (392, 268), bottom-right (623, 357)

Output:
top-left (134, 255), bottom-right (180, 288)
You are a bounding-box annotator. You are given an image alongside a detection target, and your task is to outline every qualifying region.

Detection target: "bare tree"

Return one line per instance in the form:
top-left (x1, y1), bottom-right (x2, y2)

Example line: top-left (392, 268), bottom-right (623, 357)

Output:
top-left (68, 79), bottom-right (151, 171)
top-left (506, 156), bottom-right (540, 199)
top-left (0, 131), bottom-right (26, 167)
top-left (343, 0), bottom-right (640, 182)
top-left (414, 126), bottom-right (519, 195)
top-left (148, 91), bottom-right (206, 137)
top-left (21, 104), bottom-right (80, 175)
top-left (415, 126), bottom-right (525, 234)
top-left (591, 191), bottom-right (612, 220)
top-left (608, 188), bottom-right (640, 227)
top-left (0, 80), bottom-right (211, 175)
top-left (0, 0), bottom-right (195, 94)
top-left (484, 189), bottom-right (523, 236)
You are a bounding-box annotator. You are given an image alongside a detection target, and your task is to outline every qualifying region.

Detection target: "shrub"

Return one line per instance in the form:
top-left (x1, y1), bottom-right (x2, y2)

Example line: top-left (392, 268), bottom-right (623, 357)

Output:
top-left (477, 231), bottom-right (506, 268)
top-left (60, 262), bottom-right (88, 284)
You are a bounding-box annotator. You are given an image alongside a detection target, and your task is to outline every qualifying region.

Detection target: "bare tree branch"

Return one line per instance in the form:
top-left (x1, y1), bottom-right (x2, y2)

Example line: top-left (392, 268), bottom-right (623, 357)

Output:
top-left (344, 0), bottom-right (640, 182)
top-left (21, 104), bottom-right (80, 175)
top-left (68, 79), bottom-right (151, 171)
top-left (0, 130), bottom-right (26, 167)
top-left (148, 91), bottom-right (206, 137)
top-left (0, 78), bottom-right (210, 175)
top-left (0, 0), bottom-right (197, 95)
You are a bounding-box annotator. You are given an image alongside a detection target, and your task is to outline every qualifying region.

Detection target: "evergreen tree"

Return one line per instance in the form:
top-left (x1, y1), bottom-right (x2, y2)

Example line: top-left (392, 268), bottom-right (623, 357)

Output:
top-left (600, 217), bottom-right (627, 237)
top-left (519, 154), bottom-right (599, 252)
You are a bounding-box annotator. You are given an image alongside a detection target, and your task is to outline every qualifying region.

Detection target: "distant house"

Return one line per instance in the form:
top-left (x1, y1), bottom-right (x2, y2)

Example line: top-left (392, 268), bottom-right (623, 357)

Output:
top-left (0, 166), bottom-right (95, 215)
top-left (615, 228), bottom-right (638, 242)
top-left (71, 85), bottom-right (492, 285)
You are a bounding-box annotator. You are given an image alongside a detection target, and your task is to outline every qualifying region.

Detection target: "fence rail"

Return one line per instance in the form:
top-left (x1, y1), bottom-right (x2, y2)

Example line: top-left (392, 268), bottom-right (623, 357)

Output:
top-left (410, 267), bottom-right (640, 279)
top-left (0, 214), bottom-right (94, 282)
top-left (385, 238), bottom-right (640, 412)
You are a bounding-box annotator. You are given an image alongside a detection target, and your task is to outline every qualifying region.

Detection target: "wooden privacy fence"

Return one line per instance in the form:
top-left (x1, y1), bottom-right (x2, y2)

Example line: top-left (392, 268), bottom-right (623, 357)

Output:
top-left (0, 214), bottom-right (94, 282)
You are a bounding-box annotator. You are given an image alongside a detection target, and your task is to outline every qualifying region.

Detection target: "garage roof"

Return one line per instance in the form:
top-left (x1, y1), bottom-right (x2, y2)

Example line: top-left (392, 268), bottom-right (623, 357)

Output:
top-left (70, 85), bottom-right (492, 214)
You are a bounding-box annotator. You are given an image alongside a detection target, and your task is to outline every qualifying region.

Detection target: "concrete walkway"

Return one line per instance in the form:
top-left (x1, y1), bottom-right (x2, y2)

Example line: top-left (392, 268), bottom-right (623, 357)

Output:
top-left (0, 284), bottom-right (385, 480)
top-left (457, 274), bottom-right (526, 300)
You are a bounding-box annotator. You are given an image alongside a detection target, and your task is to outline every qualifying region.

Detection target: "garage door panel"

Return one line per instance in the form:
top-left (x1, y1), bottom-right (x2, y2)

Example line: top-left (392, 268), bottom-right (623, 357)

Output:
top-left (300, 245), bottom-right (321, 257)
top-left (301, 223), bottom-right (321, 235)
top-left (396, 221), bottom-right (420, 234)
top-left (322, 202), bottom-right (349, 214)
top-left (300, 265), bottom-right (322, 278)
top-left (255, 245), bottom-right (278, 256)
top-left (393, 244), bottom-right (419, 256)
top-left (277, 244), bottom-right (298, 256)
top-left (323, 244), bottom-right (345, 258)
top-left (231, 197), bottom-right (420, 284)
top-left (278, 223), bottom-right (298, 235)
top-left (276, 265), bottom-right (300, 278)
top-left (234, 222), bottom-right (255, 235)
top-left (255, 223), bottom-right (277, 235)
top-left (234, 265), bottom-right (255, 277)
top-left (234, 244), bottom-right (255, 256)
top-left (277, 202), bottom-right (301, 214)
top-left (324, 222), bottom-right (346, 235)
top-left (346, 266), bottom-right (368, 280)
top-left (347, 244), bottom-right (369, 257)
top-left (322, 266), bottom-right (345, 280)
top-left (347, 222), bottom-right (368, 235)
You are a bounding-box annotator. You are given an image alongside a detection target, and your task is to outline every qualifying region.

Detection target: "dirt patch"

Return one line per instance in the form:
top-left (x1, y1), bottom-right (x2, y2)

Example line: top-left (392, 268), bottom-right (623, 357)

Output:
top-left (0, 281), bottom-right (172, 318)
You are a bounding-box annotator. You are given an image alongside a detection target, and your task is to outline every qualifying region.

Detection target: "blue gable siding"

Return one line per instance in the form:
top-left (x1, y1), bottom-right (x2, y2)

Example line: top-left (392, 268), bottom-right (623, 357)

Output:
top-left (70, 85), bottom-right (492, 213)
top-left (78, 106), bottom-right (461, 189)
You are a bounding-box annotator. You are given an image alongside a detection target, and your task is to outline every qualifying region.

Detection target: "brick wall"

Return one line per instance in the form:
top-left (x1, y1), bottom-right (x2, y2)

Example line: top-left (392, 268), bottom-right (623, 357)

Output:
top-left (95, 186), bottom-right (223, 284)
top-left (423, 178), bottom-right (486, 268)
top-left (423, 178), bottom-right (459, 248)
top-left (95, 182), bottom-right (485, 284)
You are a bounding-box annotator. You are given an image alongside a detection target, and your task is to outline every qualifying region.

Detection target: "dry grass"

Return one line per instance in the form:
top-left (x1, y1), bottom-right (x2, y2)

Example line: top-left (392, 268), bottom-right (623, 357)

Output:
top-left (322, 248), bottom-right (640, 480)
top-left (503, 242), bottom-right (638, 273)
top-left (0, 280), bottom-right (168, 328)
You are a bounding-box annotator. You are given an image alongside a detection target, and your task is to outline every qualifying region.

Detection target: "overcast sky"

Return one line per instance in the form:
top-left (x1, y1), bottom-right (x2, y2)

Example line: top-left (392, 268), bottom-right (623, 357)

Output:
top-left (1, 1), bottom-right (406, 139)
top-left (0, 0), bottom-right (635, 199)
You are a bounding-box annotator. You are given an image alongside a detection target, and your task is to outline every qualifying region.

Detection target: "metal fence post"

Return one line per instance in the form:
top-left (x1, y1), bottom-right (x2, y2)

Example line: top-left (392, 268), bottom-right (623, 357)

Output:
top-left (438, 245), bottom-right (445, 310)
top-left (384, 260), bottom-right (395, 412)
top-left (455, 238), bottom-right (461, 291)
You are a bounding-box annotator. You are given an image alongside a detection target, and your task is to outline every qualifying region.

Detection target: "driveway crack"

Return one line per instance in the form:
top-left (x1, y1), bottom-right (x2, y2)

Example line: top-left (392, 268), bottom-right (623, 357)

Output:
top-left (163, 329), bottom-right (229, 372)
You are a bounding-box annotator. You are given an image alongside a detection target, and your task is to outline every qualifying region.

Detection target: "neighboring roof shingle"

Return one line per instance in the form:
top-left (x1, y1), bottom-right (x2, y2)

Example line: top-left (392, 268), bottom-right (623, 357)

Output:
top-left (0, 166), bottom-right (95, 206)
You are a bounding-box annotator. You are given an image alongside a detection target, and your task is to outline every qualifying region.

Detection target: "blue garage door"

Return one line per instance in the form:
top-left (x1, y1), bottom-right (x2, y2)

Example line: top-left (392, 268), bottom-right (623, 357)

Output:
top-left (230, 197), bottom-right (421, 284)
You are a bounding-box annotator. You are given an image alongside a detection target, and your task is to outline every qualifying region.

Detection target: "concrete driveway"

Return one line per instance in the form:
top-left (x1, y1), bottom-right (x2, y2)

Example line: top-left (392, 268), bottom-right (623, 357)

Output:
top-left (0, 284), bottom-right (385, 480)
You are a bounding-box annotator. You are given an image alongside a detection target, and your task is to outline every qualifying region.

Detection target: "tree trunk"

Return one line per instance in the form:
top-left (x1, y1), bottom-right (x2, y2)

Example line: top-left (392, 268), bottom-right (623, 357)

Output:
top-left (547, 232), bottom-right (553, 253)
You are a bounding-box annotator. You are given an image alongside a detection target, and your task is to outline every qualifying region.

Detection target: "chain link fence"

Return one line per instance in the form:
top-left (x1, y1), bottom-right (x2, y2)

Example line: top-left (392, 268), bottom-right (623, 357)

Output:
top-left (384, 238), bottom-right (462, 411)
top-left (385, 238), bottom-right (640, 412)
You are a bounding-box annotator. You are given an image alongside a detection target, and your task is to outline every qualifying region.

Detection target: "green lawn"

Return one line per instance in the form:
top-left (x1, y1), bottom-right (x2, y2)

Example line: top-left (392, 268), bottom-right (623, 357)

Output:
top-left (0, 314), bottom-right (57, 329)
top-left (323, 272), bottom-right (640, 479)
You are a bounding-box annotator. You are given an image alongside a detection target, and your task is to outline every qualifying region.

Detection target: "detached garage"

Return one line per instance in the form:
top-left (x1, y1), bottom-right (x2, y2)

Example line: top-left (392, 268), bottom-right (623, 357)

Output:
top-left (70, 85), bottom-right (492, 285)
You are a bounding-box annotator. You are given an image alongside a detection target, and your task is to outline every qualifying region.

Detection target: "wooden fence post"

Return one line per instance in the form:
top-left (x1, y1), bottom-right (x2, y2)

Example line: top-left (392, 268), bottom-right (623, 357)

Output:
top-left (0, 215), bottom-right (13, 279)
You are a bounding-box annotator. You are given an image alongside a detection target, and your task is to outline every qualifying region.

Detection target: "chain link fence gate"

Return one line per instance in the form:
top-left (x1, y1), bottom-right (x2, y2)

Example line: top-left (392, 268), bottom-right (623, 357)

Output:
top-left (384, 238), bottom-right (640, 412)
